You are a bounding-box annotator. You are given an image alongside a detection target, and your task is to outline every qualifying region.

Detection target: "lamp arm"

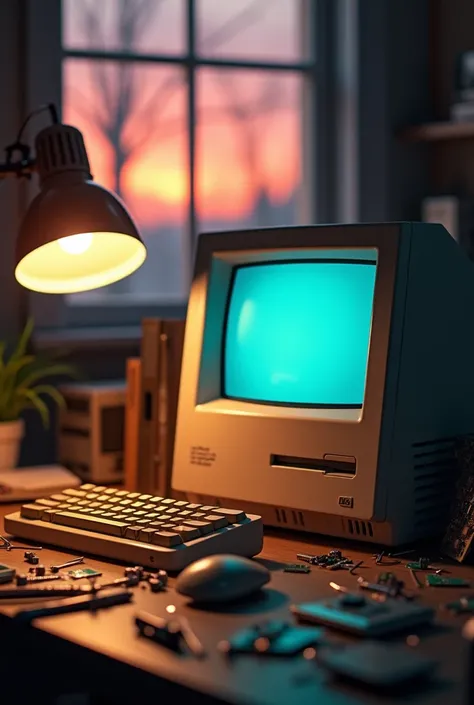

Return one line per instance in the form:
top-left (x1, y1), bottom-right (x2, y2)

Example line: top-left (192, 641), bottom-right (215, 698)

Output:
top-left (0, 102), bottom-right (58, 181)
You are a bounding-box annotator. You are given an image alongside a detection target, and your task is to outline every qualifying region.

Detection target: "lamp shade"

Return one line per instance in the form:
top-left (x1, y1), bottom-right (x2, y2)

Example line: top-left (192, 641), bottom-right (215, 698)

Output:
top-left (15, 124), bottom-right (146, 294)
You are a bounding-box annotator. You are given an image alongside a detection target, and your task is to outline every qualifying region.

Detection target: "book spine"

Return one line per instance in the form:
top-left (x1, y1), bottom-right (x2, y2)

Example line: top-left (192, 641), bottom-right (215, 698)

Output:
top-left (138, 319), bottom-right (162, 494)
top-left (124, 357), bottom-right (141, 491)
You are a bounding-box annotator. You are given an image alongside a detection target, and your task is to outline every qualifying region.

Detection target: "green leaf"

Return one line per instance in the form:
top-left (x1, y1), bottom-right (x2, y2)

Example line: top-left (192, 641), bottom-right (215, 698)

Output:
top-left (31, 384), bottom-right (66, 410)
top-left (16, 363), bottom-right (78, 393)
top-left (21, 388), bottom-right (50, 428)
top-left (11, 318), bottom-right (33, 362)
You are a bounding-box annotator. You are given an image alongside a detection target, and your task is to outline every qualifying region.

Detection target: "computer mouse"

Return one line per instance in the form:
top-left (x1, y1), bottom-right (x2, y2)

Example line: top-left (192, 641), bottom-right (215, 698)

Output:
top-left (176, 554), bottom-right (270, 604)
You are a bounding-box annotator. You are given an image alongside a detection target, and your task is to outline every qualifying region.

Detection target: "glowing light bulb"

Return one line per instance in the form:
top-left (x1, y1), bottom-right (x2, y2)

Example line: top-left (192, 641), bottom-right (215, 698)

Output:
top-left (58, 232), bottom-right (93, 255)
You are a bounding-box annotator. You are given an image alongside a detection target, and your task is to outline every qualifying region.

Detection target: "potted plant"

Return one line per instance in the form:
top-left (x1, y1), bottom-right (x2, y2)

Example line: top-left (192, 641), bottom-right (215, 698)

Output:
top-left (0, 318), bottom-right (76, 469)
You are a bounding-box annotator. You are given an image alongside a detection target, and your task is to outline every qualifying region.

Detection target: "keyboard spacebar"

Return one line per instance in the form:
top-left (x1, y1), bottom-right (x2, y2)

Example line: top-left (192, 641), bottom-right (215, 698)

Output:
top-left (53, 511), bottom-right (128, 537)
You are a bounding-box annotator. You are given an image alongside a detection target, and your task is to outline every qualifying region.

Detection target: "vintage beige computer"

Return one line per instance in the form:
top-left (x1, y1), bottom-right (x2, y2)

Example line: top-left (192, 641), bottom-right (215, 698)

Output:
top-left (172, 222), bottom-right (474, 545)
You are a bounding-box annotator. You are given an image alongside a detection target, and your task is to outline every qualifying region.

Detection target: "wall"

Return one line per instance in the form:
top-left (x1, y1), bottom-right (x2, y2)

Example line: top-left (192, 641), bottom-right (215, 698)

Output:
top-left (429, 0), bottom-right (474, 195)
top-left (356, 0), bottom-right (432, 222)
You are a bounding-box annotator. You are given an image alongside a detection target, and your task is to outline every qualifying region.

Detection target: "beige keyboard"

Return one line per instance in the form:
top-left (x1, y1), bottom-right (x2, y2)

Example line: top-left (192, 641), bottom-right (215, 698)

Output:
top-left (4, 484), bottom-right (263, 571)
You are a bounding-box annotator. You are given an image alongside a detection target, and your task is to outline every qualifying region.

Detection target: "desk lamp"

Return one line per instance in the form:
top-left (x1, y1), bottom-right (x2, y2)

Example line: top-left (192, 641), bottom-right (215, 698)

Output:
top-left (0, 104), bottom-right (146, 294)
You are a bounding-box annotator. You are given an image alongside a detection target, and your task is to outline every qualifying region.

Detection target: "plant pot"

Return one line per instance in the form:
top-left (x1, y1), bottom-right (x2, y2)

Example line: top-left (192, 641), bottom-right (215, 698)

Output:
top-left (0, 419), bottom-right (24, 470)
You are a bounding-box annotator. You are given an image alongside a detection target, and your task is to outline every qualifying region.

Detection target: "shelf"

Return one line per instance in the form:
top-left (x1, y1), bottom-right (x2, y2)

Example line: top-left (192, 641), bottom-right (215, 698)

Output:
top-left (401, 121), bottom-right (474, 142)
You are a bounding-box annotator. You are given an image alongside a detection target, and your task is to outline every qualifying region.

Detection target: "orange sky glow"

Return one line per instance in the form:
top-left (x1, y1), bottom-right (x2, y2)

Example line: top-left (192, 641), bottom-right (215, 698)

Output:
top-left (62, 0), bottom-right (304, 230)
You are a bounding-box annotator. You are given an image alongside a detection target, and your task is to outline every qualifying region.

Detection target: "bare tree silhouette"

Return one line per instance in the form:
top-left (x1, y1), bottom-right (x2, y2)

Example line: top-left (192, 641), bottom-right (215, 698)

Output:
top-left (68, 0), bottom-right (295, 294)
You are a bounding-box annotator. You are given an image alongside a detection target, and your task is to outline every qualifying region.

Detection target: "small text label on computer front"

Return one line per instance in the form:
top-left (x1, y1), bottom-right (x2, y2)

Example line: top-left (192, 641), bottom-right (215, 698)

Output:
top-left (339, 496), bottom-right (354, 508)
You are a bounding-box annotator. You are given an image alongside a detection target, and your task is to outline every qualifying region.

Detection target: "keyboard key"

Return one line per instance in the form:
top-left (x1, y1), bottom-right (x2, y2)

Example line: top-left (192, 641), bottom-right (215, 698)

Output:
top-left (80, 483), bottom-right (96, 491)
top-left (152, 531), bottom-right (182, 547)
top-left (97, 495), bottom-right (111, 503)
top-left (186, 504), bottom-right (202, 510)
top-left (175, 500), bottom-right (188, 507)
top-left (122, 508), bottom-right (134, 515)
top-left (63, 496), bottom-right (80, 504)
top-left (119, 499), bottom-right (133, 506)
top-left (200, 505), bottom-right (218, 512)
top-left (93, 486), bottom-right (106, 493)
top-left (41, 508), bottom-right (59, 521)
top-left (77, 507), bottom-right (94, 514)
top-left (108, 497), bottom-right (121, 504)
top-left (89, 502), bottom-right (101, 508)
top-left (142, 504), bottom-right (156, 511)
top-left (53, 511), bottom-right (129, 537)
top-left (131, 501), bottom-right (144, 508)
top-left (63, 488), bottom-right (87, 498)
top-left (183, 520), bottom-right (213, 535)
top-left (112, 514), bottom-right (128, 522)
top-left (134, 510), bottom-right (146, 517)
top-left (157, 514), bottom-right (170, 522)
top-left (179, 510), bottom-right (193, 517)
top-left (21, 504), bottom-right (45, 519)
top-left (104, 488), bottom-right (117, 495)
top-left (127, 493), bottom-right (141, 499)
top-left (148, 521), bottom-right (164, 528)
top-left (50, 494), bottom-right (69, 502)
top-left (204, 515), bottom-right (229, 530)
top-left (115, 490), bottom-right (129, 497)
top-left (148, 496), bottom-right (163, 504)
top-left (160, 523), bottom-right (178, 531)
top-left (85, 493), bottom-right (98, 499)
top-left (36, 498), bottom-right (60, 507)
top-left (125, 526), bottom-right (142, 540)
top-left (174, 525), bottom-right (201, 541)
top-left (161, 498), bottom-right (175, 505)
top-left (139, 528), bottom-right (156, 542)
top-left (213, 508), bottom-right (247, 522)
top-left (136, 518), bottom-right (151, 525)
top-left (165, 508), bottom-right (180, 515)
top-left (90, 510), bottom-right (105, 516)
top-left (75, 499), bottom-right (90, 506)
top-left (191, 512), bottom-right (205, 519)
top-left (139, 494), bottom-right (152, 501)
top-left (144, 513), bottom-right (159, 520)
top-left (101, 504), bottom-right (114, 511)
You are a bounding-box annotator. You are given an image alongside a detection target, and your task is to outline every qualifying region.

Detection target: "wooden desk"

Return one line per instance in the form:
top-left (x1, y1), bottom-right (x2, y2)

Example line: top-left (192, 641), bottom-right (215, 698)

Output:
top-left (0, 501), bottom-right (473, 705)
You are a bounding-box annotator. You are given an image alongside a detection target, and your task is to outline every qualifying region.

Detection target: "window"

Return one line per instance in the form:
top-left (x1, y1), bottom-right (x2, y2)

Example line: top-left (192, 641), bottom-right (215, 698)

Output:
top-left (60, 0), bottom-right (316, 324)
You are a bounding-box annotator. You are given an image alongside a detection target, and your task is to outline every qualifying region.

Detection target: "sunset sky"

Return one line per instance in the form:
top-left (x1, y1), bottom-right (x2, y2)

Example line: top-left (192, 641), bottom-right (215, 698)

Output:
top-left (62, 0), bottom-right (306, 231)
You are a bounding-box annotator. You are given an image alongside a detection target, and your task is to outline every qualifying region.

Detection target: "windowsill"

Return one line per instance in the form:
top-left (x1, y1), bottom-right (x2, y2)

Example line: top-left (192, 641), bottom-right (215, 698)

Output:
top-left (34, 326), bottom-right (142, 350)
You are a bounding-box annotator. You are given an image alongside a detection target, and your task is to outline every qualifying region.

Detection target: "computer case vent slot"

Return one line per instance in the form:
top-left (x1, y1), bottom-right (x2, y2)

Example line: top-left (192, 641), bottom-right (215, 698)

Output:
top-left (346, 519), bottom-right (373, 537)
top-left (412, 437), bottom-right (458, 530)
top-left (274, 507), bottom-right (305, 527)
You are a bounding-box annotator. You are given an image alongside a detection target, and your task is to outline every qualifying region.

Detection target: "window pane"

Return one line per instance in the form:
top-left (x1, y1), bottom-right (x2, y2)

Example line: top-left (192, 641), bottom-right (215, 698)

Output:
top-left (63, 58), bottom-right (189, 305)
top-left (196, 0), bottom-right (309, 62)
top-left (197, 69), bottom-right (304, 233)
top-left (62, 0), bottom-right (185, 56)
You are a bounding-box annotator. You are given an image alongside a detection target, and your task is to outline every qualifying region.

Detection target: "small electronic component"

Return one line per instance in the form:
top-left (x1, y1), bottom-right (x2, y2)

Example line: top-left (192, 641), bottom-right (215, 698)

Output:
top-left (125, 565), bottom-right (145, 580)
top-left (24, 551), bottom-right (39, 565)
top-left (68, 568), bottom-right (102, 580)
top-left (35, 565), bottom-right (46, 577)
top-left (407, 558), bottom-right (433, 571)
top-left (425, 574), bottom-right (470, 588)
top-left (0, 563), bottom-right (16, 584)
top-left (283, 564), bottom-right (311, 574)
top-left (50, 556), bottom-right (85, 573)
top-left (296, 551), bottom-right (353, 569)
top-left (135, 610), bottom-right (206, 658)
top-left (148, 577), bottom-right (166, 593)
top-left (16, 573), bottom-right (61, 585)
top-left (291, 593), bottom-right (434, 636)
top-left (219, 621), bottom-right (325, 657)
top-left (318, 641), bottom-right (436, 689)
top-left (445, 597), bottom-right (474, 613)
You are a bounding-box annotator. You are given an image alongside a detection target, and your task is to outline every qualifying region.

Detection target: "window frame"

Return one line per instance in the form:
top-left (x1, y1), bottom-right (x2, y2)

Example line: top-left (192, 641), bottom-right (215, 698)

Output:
top-left (25, 0), bottom-right (339, 335)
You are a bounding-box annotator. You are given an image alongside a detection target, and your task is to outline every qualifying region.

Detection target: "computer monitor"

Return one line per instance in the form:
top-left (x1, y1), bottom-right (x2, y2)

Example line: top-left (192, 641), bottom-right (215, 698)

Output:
top-left (172, 222), bottom-right (474, 545)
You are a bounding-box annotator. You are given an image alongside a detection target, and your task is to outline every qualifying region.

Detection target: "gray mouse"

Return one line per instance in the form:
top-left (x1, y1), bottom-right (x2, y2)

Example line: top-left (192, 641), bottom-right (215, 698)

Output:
top-left (176, 554), bottom-right (270, 604)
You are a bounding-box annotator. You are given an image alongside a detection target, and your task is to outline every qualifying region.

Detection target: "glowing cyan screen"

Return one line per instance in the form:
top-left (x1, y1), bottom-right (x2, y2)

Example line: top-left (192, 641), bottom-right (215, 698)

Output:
top-left (223, 261), bottom-right (376, 406)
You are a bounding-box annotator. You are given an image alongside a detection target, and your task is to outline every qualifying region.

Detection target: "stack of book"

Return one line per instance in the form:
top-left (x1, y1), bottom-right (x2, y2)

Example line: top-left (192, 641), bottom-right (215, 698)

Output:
top-left (124, 318), bottom-right (185, 495)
